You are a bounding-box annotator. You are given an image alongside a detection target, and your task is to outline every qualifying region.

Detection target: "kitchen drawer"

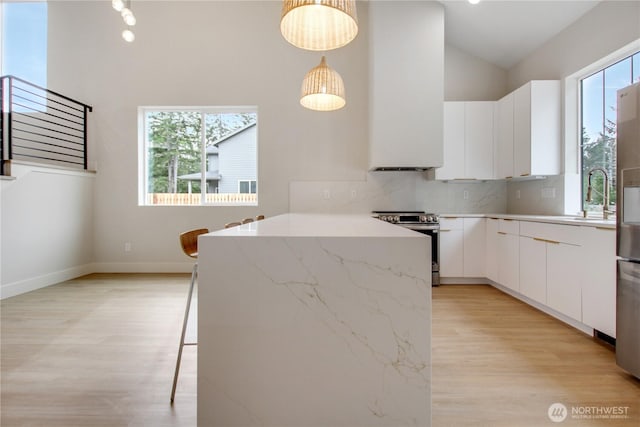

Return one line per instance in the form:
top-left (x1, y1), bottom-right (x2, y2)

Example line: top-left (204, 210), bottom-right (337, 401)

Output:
top-left (440, 217), bottom-right (464, 231)
top-left (498, 218), bottom-right (519, 235)
top-left (519, 221), bottom-right (583, 246)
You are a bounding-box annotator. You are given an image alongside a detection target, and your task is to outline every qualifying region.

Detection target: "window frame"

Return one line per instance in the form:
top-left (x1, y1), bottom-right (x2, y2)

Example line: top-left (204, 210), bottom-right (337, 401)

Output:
top-left (138, 105), bottom-right (258, 207)
top-left (578, 49), bottom-right (639, 214)
top-left (564, 39), bottom-right (640, 215)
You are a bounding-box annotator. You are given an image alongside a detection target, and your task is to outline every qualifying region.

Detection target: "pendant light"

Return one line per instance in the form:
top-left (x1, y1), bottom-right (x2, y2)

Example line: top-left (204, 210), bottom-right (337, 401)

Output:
top-left (300, 56), bottom-right (345, 111)
top-left (281, 0), bottom-right (358, 51)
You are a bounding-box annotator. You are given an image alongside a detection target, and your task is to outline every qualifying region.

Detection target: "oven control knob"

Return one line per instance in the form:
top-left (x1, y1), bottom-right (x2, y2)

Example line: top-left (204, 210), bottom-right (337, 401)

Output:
top-left (380, 215), bottom-right (387, 222)
top-left (393, 215), bottom-right (400, 223)
top-left (420, 215), bottom-right (427, 223)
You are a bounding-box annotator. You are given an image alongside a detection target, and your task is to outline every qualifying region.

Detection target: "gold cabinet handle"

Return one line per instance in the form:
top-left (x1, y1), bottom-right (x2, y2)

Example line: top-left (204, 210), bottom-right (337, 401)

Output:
top-left (503, 219), bottom-right (514, 221)
top-left (533, 237), bottom-right (560, 245)
top-left (498, 232), bottom-right (507, 235)
top-left (506, 176), bottom-right (513, 179)
top-left (596, 226), bottom-right (615, 231)
top-left (440, 229), bottom-right (451, 232)
top-left (520, 173), bottom-right (530, 177)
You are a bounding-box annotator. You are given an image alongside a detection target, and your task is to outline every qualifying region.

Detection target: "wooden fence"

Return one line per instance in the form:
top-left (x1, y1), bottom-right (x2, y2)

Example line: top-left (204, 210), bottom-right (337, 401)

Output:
top-left (147, 193), bottom-right (257, 205)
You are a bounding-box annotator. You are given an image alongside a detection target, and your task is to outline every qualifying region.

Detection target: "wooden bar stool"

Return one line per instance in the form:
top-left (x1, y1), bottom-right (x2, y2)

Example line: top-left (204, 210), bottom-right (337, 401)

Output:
top-left (171, 228), bottom-right (208, 404)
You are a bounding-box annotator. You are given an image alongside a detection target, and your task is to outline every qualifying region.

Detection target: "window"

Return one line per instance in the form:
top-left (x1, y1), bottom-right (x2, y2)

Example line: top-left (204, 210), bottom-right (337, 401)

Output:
top-left (1, 1), bottom-right (47, 87)
top-left (580, 51), bottom-right (640, 212)
top-left (239, 180), bottom-right (257, 194)
top-left (139, 107), bottom-right (258, 206)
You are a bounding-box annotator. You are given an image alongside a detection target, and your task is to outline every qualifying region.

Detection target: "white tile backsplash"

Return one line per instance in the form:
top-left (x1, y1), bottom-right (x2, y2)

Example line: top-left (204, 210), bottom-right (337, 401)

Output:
top-left (290, 173), bottom-right (507, 215)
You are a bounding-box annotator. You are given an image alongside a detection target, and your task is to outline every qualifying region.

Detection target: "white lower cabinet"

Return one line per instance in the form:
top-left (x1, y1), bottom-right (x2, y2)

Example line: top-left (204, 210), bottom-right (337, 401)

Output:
top-left (518, 221), bottom-right (583, 322)
top-left (581, 226), bottom-right (617, 337)
top-left (441, 216), bottom-right (617, 335)
top-left (519, 236), bottom-right (546, 304)
top-left (485, 218), bottom-right (499, 282)
top-left (546, 241), bottom-right (583, 322)
top-left (497, 220), bottom-right (519, 291)
top-left (440, 217), bottom-right (486, 278)
top-left (463, 217), bottom-right (485, 277)
top-left (439, 218), bottom-right (464, 277)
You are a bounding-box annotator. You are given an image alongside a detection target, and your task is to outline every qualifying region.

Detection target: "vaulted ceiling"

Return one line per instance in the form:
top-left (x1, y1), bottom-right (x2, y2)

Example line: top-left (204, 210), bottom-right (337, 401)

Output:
top-left (441, 0), bottom-right (601, 69)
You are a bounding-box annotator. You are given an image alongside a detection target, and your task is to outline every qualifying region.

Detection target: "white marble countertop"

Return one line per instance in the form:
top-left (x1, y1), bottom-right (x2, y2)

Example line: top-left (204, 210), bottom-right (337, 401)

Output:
top-left (198, 212), bottom-right (432, 425)
top-left (209, 213), bottom-right (427, 237)
top-left (438, 213), bottom-right (616, 228)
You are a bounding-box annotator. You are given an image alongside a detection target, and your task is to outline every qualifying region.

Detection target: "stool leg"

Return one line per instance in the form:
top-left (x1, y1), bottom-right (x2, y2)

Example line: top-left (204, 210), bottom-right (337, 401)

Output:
top-left (171, 262), bottom-right (197, 403)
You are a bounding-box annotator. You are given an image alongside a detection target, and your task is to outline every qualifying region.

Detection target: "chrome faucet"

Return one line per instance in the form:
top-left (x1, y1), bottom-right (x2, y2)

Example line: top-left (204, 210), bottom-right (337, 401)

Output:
top-left (586, 167), bottom-right (613, 220)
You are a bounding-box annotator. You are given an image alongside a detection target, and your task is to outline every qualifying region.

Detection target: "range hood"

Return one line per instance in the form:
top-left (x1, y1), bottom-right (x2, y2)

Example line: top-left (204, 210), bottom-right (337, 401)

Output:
top-left (368, 1), bottom-right (444, 171)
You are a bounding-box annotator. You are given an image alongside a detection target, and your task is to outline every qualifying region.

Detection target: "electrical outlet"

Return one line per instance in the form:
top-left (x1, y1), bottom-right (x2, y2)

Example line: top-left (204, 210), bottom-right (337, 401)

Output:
top-left (463, 190), bottom-right (469, 200)
top-left (350, 189), bottom-right (357, 200)
top-left (124, 242), bottom-right (132, 252)
top-left (323, 189), bottom-right (331, 200)
top-left (516, 189), bottom-right (521, 199)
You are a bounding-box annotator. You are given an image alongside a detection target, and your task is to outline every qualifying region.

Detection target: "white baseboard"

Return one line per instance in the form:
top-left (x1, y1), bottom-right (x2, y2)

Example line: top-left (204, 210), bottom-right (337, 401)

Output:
top-left (93, 262), bottom-right (193, 274)
top-left (490, 281), bottom-right (594, 336)
top-left (440, 277), bottom-right (489, 285)
top-left (0, 264), bottom-right (95, 300)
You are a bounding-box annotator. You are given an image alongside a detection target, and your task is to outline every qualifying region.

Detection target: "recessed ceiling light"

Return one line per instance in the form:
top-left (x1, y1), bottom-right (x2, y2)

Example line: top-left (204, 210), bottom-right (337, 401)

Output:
top-left (468, 0), bottom-right (481, 5)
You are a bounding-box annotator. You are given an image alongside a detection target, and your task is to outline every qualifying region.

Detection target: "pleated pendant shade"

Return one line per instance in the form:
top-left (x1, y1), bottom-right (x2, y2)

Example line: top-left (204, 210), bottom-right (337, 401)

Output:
top-left (300, 56), bottom-right (346, 112)
top-left (281, 0), bottom-right (358, 51)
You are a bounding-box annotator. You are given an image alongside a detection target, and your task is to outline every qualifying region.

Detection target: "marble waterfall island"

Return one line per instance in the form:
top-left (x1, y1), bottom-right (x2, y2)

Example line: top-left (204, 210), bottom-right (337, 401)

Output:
top-left (198, 214), bottom-right (432, 426)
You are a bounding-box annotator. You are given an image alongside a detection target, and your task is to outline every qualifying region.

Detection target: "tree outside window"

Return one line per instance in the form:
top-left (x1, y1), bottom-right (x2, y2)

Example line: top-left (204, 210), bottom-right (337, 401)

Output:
top-left (141, 108), bottom-right (257, 206)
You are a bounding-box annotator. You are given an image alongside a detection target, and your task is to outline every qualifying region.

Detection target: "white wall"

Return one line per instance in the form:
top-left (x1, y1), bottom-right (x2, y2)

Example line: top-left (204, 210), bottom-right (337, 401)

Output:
top-left (445, 44), bottom-right (508, 102)
top-left (508, 1), bottom-right (640, 91)
top-left (46, 1), bottom-right (369, 272)
top-left (0, 163), bottom-right (95, 298)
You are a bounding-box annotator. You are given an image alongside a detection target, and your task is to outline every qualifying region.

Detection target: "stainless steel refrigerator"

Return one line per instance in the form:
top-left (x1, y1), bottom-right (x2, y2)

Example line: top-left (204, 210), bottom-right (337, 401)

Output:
top-left (616, 81), bottom-right (640, 379)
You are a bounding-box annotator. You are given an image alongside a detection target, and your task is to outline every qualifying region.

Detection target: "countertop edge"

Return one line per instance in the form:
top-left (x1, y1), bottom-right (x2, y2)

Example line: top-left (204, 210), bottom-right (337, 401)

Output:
top-left (438, 213), bottom-right (616, 229)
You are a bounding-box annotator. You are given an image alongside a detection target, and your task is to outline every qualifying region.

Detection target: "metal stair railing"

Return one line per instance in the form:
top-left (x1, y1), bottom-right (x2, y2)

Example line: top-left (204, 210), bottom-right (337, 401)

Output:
top-left (1, 75), bottom-right (93, 175)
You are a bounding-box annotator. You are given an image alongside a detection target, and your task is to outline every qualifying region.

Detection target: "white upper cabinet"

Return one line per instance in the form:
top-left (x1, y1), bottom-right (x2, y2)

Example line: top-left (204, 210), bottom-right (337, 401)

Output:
top-left (495, 81), bottom-right (561, 179)
top-left (436, 102), bottom-right (465, 179)
top-left (436, 101), bottom-right (494, 180)
top-left (465, 102), bottom-right (494, 180)
top-left (496, 93), bottom-right (515, 179)
top-left (513, 81), bottom-right (561, 177)
top-left (369, 1), bottom-right (444, 170)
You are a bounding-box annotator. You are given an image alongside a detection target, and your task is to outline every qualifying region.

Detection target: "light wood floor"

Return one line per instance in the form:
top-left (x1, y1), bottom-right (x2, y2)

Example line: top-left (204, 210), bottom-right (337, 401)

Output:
top-left (1, 275), bottom-right (638, 426)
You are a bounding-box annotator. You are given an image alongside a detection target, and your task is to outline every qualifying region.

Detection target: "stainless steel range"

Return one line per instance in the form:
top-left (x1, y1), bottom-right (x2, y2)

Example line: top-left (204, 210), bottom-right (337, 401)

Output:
top-left (372, 211), bottom-right (440, 286)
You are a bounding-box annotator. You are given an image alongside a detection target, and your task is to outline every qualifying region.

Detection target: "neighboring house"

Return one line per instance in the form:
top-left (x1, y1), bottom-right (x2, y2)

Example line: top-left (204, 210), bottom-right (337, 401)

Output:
top-left (178, 122), bottom-right (256, 194)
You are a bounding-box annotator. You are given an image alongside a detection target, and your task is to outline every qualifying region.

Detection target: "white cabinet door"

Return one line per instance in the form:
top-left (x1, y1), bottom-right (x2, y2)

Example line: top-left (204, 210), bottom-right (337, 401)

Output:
top-left (513, 81), bottom-right (561, 177)
top-left (513, 84), bottom-right (532, 178)
top-left (465, 102), bottom-right (494, 180)
top-left (463, 217), bottom-right (486, 277)
top-left (519, 236), bottom-right (547, 304)
top-left (440, 229), bottom-right (464, 278)
top-left (485, 218), bottom-right (499, 282)
top-left (547, 242), bottom-right (582, 322)
top-left (436, 102), bottom-right (465, 180)
top-left (496, 93), bottom-right (514, 179)
top-left (582, 226), bottom-right (617, 337)
top-left (497, 232), bottom-right (519, 291)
